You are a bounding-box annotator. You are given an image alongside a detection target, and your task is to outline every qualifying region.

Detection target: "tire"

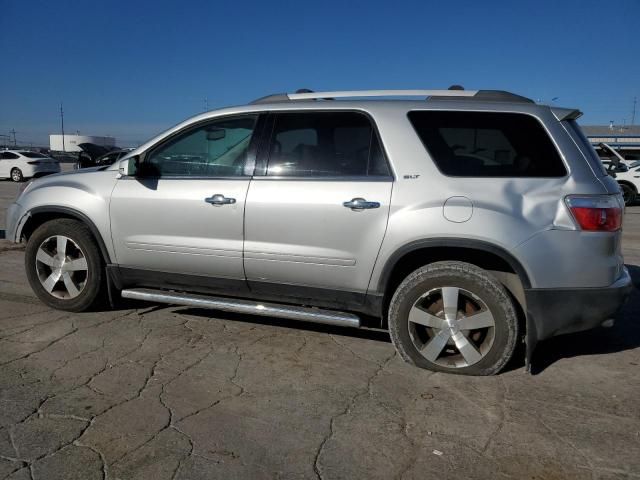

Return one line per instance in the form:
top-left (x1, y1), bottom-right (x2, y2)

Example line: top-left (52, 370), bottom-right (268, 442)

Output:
top-left (388, 261), bottom-right (519, 376)
top-left (619, 182), bottom-right (636, 206)
top-left (11, 168), bottom-right (24, 182)
top-left (25, 219), bottom-right (105, 312)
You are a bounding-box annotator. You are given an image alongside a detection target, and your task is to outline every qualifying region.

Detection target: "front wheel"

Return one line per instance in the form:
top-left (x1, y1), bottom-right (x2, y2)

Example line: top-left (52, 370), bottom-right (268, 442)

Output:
top-left (388, 261), bottom-right (519, 376)
top-left (25, 219), bottom-right (105, 312)
top-left (11, 168), bottom-right (24, 182)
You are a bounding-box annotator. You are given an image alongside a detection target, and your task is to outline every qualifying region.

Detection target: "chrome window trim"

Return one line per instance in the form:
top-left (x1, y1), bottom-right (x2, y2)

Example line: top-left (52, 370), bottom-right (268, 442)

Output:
top-left (254, 109), bottom-right (395, 180)
top-left (250, 175), bottom-right (393, 182)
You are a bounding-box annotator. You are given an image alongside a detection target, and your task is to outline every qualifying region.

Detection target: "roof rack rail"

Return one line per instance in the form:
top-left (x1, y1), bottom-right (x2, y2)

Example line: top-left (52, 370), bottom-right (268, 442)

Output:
top-left (250, 93), bottom-right (290, 104)
top-left (429, 90), bottom-right (534, 103)
top-left (250, 89), bottom-right (534, 104)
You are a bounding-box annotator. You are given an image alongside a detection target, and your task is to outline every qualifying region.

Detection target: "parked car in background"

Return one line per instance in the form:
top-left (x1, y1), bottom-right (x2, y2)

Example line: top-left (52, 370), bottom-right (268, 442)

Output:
top-left (0, 150), bottom-right (60, 182)
top-left (75, 143), bottom-right (112, 169)
top-left (94, 148), bottom-right (134, 167)
top-left (76, 145), bottom-right (134, 169)
top-left (599, 143), bottom-right (633, 167)
top-left (600, 144), bottom-right (639, 204)
top-left (607, 162), bottom-right (640, 204)
top-left (5, 88), bottom-right (632, 376)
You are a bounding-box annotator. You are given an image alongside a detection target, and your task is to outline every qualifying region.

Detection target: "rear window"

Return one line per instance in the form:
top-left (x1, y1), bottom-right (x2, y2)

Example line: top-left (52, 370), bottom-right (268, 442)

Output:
top-left (408, 111), bottom-right (566, 177)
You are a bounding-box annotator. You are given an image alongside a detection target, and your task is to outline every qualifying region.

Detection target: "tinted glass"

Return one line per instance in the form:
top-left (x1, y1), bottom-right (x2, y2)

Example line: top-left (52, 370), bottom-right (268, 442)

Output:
top-left (1, 152), bottom-right (19, 159)
top-left (19, 151), bottom-right (46, 158)
top-left (100, 153), bottom-right (118, 164)
top-left (144, 115), bottom-right (258, 177)
top-left (266, 112), bottom-right (390, 177)
top-left (408, 111), bottom-right (566, 177)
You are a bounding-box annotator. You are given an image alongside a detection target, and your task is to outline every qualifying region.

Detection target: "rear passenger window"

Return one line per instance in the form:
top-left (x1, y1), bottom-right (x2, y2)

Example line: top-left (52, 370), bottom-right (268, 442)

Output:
top-left (266, 112), bottom-right (391, 178)
top-left (408, 111), bottom-right (566, 177)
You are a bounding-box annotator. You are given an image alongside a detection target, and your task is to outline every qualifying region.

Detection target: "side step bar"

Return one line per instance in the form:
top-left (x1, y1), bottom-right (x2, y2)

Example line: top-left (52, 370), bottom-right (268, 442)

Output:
top-left (121, 288), bottom-right (361, 328)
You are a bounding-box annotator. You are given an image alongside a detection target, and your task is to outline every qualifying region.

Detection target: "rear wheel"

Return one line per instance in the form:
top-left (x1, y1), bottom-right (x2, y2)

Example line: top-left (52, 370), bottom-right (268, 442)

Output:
top-left (388, 261), bottom-right (519, 375)
top-left (11, 168), bottom-right (23, 182)
top-left (619, 182), bottom-right (636, 205)
top-left (25, 219), bottom-right (104, 312)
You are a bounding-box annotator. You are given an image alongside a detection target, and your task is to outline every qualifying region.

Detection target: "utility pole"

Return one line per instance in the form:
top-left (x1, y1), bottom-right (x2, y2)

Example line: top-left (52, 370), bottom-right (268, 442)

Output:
top-left (203, 98), bottom-right (209, 112)
top-left (10, 129), bottom-right (17, 147)
top-left (632, 97), bottom-right (637, 126)
top-left (60, 102), bottom-right (66, 152)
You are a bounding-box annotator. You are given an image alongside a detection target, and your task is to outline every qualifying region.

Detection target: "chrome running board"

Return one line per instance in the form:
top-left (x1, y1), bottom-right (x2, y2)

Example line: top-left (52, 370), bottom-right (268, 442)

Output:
top-left (121, 288), bottom-right (361, 328)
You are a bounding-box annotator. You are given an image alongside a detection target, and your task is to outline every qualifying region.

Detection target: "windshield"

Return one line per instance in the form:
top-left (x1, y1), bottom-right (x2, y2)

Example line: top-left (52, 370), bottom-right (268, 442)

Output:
top-left (598, 143), bottom-right (624, 161)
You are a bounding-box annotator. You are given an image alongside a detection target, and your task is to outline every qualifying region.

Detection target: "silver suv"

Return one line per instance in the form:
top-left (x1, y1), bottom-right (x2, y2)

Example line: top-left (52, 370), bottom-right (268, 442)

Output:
top-left (5, 89), bottom-right (633, 375)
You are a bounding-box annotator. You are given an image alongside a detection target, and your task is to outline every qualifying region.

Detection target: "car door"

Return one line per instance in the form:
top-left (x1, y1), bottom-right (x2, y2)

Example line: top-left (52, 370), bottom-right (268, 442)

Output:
top-left (243, 111), bottom-right (393, 302)
top-left (0, 152), bottom-right (9, 177)
top-left (0, 152), bottom-right (19, 177)
top-left (110, 114), bottom-right (262, 290)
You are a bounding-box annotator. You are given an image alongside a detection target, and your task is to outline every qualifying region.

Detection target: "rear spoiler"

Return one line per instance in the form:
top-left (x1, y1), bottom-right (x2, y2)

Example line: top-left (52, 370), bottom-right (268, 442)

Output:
top-left (551, 107), bottom-right (583, 121)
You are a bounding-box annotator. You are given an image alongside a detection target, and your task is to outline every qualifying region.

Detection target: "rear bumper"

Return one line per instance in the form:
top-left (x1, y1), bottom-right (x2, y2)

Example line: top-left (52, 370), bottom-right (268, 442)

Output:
top-left (525, 267), bottom-right (633, 342)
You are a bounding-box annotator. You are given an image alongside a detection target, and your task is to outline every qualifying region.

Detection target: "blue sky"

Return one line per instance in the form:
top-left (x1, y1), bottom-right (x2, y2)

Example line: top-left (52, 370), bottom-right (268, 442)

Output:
top-left (1, 0), bottom-right (638, 147)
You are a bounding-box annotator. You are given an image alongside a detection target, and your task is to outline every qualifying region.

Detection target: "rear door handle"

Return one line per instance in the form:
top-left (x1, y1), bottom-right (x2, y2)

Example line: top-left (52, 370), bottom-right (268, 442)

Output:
top-left (205, 194), bottom-right (236, 205)
top-left (343, 197), bottom-right (380, 210)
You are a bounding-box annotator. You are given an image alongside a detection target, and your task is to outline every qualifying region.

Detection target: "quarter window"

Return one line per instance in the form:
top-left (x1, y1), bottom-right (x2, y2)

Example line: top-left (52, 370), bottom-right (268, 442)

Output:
top-left (408, 111), bottom-right (566, 177)
top-left (266, 112), bottom-right (391, 178)
top-left (143, 115), bottom-right (258, 177)
top-left (1, 152), bottom-right (19, 160)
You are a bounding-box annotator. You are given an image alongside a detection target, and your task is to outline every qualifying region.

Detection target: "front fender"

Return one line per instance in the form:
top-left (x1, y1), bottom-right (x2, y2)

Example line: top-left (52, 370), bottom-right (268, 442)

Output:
top-left (14, 170), bottom-right (119, 262)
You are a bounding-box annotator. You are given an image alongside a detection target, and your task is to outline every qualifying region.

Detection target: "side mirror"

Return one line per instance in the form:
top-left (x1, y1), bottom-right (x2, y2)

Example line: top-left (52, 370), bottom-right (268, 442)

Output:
top-left (119, 156), bottom-right (139, 176)
top-left (206, 128), bottom-right (226, 141)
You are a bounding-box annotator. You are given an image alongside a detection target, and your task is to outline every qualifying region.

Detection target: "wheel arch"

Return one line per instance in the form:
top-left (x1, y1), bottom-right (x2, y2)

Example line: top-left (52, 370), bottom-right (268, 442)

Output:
top-left (617, 179), bottom-right (637, 193)
top-left (19, 206), bottom-right (112, 264)
top-left (375, 239), bottom-right (531, 321)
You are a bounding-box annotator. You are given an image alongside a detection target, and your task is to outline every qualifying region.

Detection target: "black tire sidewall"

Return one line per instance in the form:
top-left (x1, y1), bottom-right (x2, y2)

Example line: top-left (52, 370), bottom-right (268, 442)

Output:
top-left (620, 183), bottom-right (636, 205)
top-left (389, 262), bottom-right (519, 376)
top-left (25, 219), bottom-right (104, 312)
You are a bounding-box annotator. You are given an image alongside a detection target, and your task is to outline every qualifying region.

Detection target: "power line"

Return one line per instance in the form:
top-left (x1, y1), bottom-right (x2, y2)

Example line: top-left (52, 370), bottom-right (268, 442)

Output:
top-left (60, 103), bottom-right (66, 152)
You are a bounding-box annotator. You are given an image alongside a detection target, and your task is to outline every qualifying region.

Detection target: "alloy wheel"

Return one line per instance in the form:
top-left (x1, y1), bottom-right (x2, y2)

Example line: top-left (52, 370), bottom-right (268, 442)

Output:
top-left (408, 286), bottom-right (496, 368)
top-left (35, 235), bottom-right (88, 299)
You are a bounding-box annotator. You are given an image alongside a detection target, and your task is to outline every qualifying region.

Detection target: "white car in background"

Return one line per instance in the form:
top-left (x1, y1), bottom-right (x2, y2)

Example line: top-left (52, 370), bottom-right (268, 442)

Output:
top-left (0, 150), bottom-right (61, 182)
top-left (607, 162), bottom-right (640, 205)
top-left (598, 143), bottom-right (640, 205)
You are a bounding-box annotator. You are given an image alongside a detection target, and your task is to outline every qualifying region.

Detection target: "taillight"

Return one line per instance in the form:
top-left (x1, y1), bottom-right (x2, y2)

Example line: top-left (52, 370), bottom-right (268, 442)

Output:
top-left (27, 160), bottom-right (42, 165)
top-left (565, 195), bottom-right (623, 232)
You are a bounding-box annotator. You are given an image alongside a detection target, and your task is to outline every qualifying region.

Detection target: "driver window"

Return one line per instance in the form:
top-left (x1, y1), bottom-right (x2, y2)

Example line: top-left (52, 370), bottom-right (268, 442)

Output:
top-left (143, 115), bottom-right (258, 177)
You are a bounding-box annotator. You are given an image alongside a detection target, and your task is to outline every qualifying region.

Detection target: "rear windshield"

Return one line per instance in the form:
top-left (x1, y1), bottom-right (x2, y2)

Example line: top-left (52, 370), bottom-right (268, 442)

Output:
top-left (408, 111), bottom-right (566, 177)
top-left (19, 151), bottom-right (47, 159)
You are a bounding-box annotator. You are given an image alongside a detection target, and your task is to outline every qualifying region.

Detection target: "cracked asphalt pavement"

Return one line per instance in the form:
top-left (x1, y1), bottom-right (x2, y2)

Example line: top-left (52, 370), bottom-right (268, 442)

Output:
top-left (0, 177), bottom-right (639, 479)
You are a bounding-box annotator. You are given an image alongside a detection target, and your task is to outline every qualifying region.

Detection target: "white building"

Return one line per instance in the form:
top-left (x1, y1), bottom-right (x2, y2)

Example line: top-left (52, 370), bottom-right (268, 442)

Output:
top-left (49, 134), bottom-right (116, 152)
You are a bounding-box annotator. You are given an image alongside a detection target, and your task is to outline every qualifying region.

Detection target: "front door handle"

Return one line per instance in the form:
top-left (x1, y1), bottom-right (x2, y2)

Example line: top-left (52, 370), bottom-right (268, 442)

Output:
top-left (205, 194), bottom-right (236, 205)
top-left (343, 197), bottom-right (380, 210)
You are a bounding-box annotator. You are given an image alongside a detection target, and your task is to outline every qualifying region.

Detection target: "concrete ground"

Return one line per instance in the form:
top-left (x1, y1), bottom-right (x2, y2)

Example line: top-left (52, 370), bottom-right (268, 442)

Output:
top-left (0, 174), bottom-right (638, 480)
